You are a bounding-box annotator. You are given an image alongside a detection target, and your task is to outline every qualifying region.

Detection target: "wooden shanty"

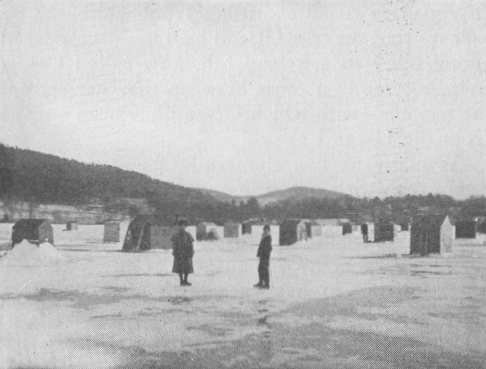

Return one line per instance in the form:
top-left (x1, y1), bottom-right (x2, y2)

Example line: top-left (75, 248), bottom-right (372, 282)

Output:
top-left (455, 221), bottom-right (476, 239)
top-left (315, 218), bottom-right (347, 237)
top-left (374, 221), bottom-right (395, 242)
top-left (400, 223), bottom-right (410, 231)
top-left (279, 219), bottom-right (307, 246)
top-left (241, 220), bottom-right (263, 235)
top-left (368, 222), bottom-right (376, 242)
top-left (104, 221), bottom-right (120, 243)
top-left (122, 215), bottom-right (178, 252)
top-left (342, 223), bottom-right (352, 235)
top-left (224, 222), bottom-right (241, 238)
top-left (477, 220), bottom-right (486, 234)
top-left (242, 221), bottom-right (252, 235)
top-left (12, 219), bottom-right (54, 247)
top-left (410, 215), bottom-right (453, 255)
top-left (305, 221), bottom-right (321, 238)
top-left (196, 222), bottom-right (222, 240)
top-left (66, 221), bottom-right (79, 231)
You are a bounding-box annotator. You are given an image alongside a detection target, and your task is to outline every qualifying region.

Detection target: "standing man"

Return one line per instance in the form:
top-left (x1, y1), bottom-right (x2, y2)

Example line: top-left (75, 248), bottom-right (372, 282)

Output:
top-left (171, 219), bottom-right (194, 286)
top-left (361, 223), bottom-right (369, 243)
top-left (254, 225), bottom-right (272, 289)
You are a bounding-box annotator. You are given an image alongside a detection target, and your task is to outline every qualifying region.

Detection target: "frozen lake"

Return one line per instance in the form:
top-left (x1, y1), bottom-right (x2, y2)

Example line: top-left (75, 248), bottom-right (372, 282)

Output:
top-left (0, 228), bottom-right (485, 368)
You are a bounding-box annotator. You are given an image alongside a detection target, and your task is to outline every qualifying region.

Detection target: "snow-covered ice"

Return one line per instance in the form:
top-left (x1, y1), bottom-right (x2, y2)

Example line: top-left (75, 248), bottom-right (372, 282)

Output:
top-left (0, 228), bottom-right (485, 368)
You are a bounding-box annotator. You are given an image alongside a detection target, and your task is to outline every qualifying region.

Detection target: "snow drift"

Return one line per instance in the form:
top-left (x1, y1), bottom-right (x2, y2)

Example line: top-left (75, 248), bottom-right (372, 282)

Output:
top-left (0, 240), bottom-right (65, 266)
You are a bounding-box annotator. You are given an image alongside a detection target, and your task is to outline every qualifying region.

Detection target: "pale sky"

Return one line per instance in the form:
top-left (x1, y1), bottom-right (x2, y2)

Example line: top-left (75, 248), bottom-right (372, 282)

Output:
top-left (1, 0), bottom-right (485, 199)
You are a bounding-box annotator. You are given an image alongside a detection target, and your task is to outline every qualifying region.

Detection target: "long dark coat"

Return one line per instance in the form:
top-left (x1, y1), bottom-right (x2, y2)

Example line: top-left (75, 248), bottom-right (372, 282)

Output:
top-left (257, 234), bottom-right (272, 259)
top-left (171, 230), bottom-right (195, 274)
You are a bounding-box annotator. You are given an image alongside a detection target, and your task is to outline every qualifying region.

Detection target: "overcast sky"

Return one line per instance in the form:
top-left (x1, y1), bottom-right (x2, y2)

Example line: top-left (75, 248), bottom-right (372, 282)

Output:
top-left (1, 0), bottom-right (485, 199)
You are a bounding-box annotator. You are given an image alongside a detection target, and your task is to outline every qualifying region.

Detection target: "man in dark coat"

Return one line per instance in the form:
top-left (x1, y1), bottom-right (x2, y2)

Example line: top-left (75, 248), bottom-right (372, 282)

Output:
top-left (361, 223), bottom-right (369, 243)
top-left (171, 219), bottom-right (195, 286)
top-left (254, 225), bottom-right (272, 289)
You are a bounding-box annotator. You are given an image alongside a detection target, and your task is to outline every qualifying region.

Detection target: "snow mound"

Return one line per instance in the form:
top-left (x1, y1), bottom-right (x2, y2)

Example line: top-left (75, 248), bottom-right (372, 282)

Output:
top-left (0, 241), bottom-right (65, 266)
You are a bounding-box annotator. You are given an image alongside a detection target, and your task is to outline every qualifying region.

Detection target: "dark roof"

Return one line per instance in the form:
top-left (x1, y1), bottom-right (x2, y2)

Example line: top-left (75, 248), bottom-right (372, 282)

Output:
top-left (305, 221), bottom-right (320, 226)
top-left (455, 220), bottom-right (476, 224)
top-left (280, 219), bottom-right (305, 227)
top-left (412, 214), bottom-right (448, 227)
top-left (132, 214), bottom-right (171, 226)
top-left (242, 220), bottom-right (265, 226)
top-left (13, 219), bottom-right (49, 229)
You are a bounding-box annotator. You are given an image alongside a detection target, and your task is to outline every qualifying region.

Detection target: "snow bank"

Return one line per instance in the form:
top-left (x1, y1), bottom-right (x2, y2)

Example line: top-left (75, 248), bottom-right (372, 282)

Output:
top-left (0, 241), bottom-right (65, 266)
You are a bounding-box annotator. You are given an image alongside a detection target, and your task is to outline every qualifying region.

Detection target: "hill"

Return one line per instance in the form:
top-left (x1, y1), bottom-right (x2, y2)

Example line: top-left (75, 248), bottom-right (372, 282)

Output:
top-left (193, 188), bottom-right (238, 203)
top-left (197, 186), bottom-right (350, 205)
top-left (0, 143), bottom-right (217, 223)
top-left (255, 186), bottom-right (350, 205)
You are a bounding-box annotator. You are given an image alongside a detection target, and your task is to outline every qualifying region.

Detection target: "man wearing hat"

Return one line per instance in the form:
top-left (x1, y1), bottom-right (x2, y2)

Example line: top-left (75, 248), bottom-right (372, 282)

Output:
top-left (171, 219), bottom-right (195, 286)
top-left (254, 224), bottom-right (272, 289)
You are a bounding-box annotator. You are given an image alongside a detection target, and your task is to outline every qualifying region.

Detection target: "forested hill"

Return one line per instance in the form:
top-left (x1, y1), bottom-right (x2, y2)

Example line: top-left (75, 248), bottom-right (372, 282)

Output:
top-left (196, 186), bottom-right (349, 205)
top-left (2, 143), bottom-right (485, 225)
top-left (0, 144), bottom-right (217, 221)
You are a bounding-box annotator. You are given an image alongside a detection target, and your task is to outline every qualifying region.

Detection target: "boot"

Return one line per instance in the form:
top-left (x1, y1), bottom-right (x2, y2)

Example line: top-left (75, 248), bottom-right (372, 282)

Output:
top-left (254, 281), bottom-right (263, 288)
top-left (260, 279), bottom-right (270, 289)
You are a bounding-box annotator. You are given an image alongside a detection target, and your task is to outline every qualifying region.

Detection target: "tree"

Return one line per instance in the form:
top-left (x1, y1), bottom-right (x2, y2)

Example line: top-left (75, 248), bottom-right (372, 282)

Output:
top-left (246, 197), bottom-right (261, 220)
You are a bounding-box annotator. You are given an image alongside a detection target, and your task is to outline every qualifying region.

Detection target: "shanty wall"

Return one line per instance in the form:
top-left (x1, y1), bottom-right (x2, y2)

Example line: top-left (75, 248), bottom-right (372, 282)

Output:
top-left (38, 222), bottom-right (54, 245)
top-left (104, 223), bottom-right (120, 243)
top-left (374, 223), bottom-right (394, 242)
top-left (394, 224), bottom-right (401, 237)
top-left (279, 222), bottom-right (306, 246)
top-left (270, 225), bottom-right (280, 245)
top-left (342, 223), bottom-right (352, 235)
top-left (477, 222), bottom-right (486, 234)
top-left (440, 220), bottom-right (453, 253)
top-left (410, 218), bottom-right (453, 255)
top-left (66, 222), bottom-right (79, 231)
top-left (0, 224), bottom-right (12, 250)
top-left (150, 226), bottom-right (179, 250)
top-left (367, 223), bottom-right (375, 242)
top-left (11, 221), bottom-right (54, 246)
top-left (186, 226), bottom-right (197, 240)
top-left (307, 225), bottom-right (322, 238)
top-left (224, 224), bottom-right (241, 238)
top-left (455, 222), bottom-right (476, 239)
top-left (321, 226), bottom-right (342, 237)
top-left (245, 225), bottom-right (279, 245)
top-left (196, 224), bottom-right (208, 235)
top-left (208, 226), bottom-right (224, 239)
top-left (410, 223), bottom-right (438, 254)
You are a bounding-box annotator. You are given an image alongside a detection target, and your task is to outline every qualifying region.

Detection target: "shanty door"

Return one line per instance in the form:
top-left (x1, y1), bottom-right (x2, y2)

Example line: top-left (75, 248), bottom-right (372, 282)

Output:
top-left (419, 233), bottom-right (429, 255)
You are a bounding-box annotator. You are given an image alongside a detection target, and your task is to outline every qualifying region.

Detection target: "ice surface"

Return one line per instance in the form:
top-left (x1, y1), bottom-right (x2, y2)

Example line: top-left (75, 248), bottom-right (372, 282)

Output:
top-left (0, 228), bottom-right (485, 368)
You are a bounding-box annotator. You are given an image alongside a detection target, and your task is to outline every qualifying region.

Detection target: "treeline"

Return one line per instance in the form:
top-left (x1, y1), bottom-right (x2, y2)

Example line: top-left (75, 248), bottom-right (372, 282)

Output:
top-left (258, 194), bottom-right (485, 224)
top-left (188, 193), bottom-right (486, 225)
top-left (1, 143), bottom-right (486, 224)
